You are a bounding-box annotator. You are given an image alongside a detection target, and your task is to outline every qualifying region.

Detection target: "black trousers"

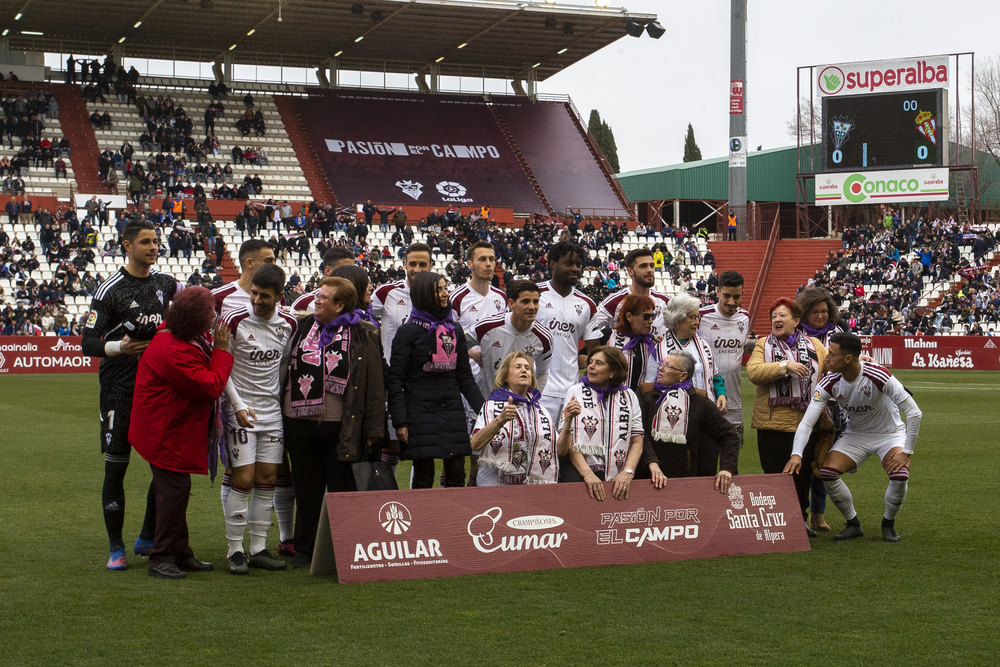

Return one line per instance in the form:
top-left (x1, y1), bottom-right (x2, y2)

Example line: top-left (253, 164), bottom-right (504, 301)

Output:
top-left (148, 464), bottom-right (194, 566)
top-left (411, 456), bottom-right (465, 489)
top-left (284, 418), bottom-right (356, 557)
top-left (756, 429), bottom-right (816, 520)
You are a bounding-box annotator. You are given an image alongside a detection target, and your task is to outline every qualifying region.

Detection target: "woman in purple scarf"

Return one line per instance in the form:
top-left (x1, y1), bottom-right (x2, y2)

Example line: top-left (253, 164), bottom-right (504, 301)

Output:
top-left (388, 272), bottom-right (484, 489)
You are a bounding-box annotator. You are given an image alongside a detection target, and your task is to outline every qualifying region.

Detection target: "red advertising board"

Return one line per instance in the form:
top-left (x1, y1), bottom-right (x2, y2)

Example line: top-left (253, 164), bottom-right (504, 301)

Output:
top-left (0, 336), bottom-right (96, 374)
top-left (860, 335), bottom-right (1000, 370)
top-left (312, 474), bottom-right (809, 583)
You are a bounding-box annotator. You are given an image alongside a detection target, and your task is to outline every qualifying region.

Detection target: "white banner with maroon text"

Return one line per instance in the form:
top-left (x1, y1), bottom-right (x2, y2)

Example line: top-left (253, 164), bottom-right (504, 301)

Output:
top-left (861, 336), bottom-right (1000, 370)
top-left (0, 337), bottom-right (96, 374)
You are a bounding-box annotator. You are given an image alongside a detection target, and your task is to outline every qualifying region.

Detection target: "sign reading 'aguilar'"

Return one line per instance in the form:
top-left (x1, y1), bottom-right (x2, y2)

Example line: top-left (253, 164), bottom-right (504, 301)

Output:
top-left (311, 474), bottom-right (809, 583)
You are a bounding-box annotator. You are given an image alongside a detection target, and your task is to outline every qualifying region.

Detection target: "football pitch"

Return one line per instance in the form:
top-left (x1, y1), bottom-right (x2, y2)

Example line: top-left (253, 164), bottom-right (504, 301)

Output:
top-left (1, 370), bottom-right (995, 665)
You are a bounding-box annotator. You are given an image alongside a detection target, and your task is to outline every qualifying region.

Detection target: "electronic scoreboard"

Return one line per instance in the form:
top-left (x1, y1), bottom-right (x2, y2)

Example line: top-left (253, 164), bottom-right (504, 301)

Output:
top-left (821, 89), bottom-right (948, 172)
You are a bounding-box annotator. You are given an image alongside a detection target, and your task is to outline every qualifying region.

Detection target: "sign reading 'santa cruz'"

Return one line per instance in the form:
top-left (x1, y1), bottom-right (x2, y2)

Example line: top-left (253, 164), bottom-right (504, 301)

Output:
top-left (311, 474), bottom-right (809, 583)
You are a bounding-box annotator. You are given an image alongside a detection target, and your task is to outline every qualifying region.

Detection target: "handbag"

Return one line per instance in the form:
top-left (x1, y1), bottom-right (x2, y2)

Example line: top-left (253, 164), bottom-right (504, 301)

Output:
top-left (352, 443), bottom-right (398, 491)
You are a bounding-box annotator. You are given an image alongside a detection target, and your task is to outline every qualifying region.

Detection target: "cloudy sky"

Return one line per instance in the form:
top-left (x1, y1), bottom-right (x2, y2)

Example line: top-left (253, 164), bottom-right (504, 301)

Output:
top-left (543, 0), bottom-right (996, 173)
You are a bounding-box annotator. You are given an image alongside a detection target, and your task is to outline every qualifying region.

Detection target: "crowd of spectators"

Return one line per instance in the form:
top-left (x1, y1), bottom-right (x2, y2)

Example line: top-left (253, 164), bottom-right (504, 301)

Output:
top-left (7, 194), bottom-right (998, 338)
top-left (807, 213), bottom-right (999, 335)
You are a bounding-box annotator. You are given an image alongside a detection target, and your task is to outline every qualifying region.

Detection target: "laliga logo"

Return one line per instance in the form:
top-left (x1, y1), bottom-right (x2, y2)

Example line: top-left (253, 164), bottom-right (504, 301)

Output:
top-left (436, 181), bottom-right (467, 197)
top-left (380, 501), bottom-right (412, 535)
top-left (728, 483), bottom-right (745, 510)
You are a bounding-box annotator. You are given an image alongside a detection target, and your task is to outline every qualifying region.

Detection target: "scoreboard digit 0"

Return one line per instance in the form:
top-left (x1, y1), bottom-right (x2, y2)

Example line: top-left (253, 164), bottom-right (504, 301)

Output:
top-left (821, 88), bottom-right (947, 172)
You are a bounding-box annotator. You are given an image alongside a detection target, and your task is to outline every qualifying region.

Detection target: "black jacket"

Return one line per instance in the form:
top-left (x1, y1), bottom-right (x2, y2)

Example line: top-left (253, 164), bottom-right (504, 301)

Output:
top-left (638, 388), bottom-right (739, 478)
top-left (388, 320), bottom-right (484, 460)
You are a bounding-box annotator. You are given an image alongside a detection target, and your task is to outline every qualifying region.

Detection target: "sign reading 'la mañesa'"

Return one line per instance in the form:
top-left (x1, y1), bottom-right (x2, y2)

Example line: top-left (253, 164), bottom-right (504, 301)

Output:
top-left (311, 475), bottom-right (809, 583)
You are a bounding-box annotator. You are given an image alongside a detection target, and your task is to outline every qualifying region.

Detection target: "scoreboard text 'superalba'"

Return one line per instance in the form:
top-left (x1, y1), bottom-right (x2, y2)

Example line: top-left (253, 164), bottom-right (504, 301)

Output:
top-left (821, 89), bottom-right (948, 173)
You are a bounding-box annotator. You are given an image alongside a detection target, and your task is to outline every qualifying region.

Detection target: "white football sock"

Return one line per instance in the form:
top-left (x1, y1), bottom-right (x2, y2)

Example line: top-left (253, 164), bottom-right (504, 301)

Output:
top-left (884, 480), bottom-right (908, 521)
top-left (224, 485), bottom-right (251, 557)
top-left (821, 468), bottom-right (857, 522)
top-left (249, 485), bottom-right (275, 555)
top-left (273, 475), bottom-right (295, 542)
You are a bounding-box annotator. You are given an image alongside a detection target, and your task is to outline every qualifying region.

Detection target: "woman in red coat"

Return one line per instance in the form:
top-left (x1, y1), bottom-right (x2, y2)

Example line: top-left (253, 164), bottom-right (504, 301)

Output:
top-left (131, 286), bottom-right (233, 579)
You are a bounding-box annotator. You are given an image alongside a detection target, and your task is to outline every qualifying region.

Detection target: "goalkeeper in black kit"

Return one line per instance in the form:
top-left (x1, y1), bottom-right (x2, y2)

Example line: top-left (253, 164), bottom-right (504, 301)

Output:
top-left (82, 220), bottom-right (180, 570)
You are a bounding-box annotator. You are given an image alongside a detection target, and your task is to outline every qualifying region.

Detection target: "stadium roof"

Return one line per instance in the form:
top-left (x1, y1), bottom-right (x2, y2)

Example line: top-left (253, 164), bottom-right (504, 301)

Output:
top-left (2, 0), bottom-right (658, 82)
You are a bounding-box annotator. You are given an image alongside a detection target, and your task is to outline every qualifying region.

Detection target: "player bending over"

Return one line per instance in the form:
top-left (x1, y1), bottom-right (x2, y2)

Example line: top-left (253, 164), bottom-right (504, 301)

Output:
top-left (784, 332), bottom-right (921, 542)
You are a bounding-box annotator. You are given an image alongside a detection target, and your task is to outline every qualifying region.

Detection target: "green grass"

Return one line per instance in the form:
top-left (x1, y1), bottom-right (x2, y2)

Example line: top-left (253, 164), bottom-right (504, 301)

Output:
top-left (1, 371), bottom-right (996, 665)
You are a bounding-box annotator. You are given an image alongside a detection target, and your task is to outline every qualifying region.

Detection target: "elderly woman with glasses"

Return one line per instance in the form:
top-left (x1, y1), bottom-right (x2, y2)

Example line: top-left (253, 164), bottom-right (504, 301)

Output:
top-left (656, 293), bottom-right (727, 413)
top-left (470, 352), bottom-right (567, 485)
top-left (638, 351), bottom-right (740, 494)
top-left (607, 293), bottom-right (660, 390)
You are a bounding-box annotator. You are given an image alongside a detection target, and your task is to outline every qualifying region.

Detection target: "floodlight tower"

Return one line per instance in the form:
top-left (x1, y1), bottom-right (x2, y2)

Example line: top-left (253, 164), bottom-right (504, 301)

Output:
top-left (728, 0), bottom-right (747, 236)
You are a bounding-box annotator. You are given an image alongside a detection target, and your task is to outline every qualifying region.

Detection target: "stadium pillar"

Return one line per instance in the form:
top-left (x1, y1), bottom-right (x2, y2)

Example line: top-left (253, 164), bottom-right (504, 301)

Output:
top-left (526, 68), bottom-right (537, 100)
top-left (111, 44), bottom-right (123, 68)
top-left (429, 64), bottom-right (440, 92)
top-left (728, 0), bottom-right (747, 238)
top-left (222, 52), bottom-right (234, 84)
top-left (0, 37), bottom-right (9, 62)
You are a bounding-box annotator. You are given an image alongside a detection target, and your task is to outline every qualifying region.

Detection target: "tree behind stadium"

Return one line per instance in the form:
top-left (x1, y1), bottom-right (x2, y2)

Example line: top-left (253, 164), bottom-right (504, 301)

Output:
top-left (588, 109), bottom-right (621, 174)
top-left (683, 123), bottom-right (702, 163)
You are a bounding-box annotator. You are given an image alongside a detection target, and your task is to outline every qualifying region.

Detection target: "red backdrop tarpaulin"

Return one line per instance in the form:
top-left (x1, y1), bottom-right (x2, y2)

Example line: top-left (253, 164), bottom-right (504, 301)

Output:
top-left (292, 91), bottom-right (545, 213)
top-left (312, 474), bottom-right (809, 583)
top-left (0, 337), bottom-right (95, 374)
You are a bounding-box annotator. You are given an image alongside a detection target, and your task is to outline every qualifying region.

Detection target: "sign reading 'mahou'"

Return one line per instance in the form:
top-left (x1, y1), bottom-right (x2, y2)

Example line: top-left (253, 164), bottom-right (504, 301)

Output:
top-left (817, 55), bottom-right (949, 97)
top-left (814, 168), bottom-right (949, 205)
top-left (311, 474), bottom-right (809, 583)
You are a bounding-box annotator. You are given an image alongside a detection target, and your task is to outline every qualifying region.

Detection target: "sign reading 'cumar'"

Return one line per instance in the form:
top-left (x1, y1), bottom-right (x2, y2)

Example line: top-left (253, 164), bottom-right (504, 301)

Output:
top-left (292, 91), bottom-right (545, 212)
top-left (313, 474), bottom-right (809, 583)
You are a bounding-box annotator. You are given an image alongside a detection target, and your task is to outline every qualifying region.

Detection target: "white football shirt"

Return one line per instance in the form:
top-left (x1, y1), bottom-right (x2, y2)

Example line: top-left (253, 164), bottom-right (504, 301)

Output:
top-left (371, 279), bottom-right (411, 364)
top-left (222, 303), bottom-right (298, 430)
top-left (537, 280), bottom-right (597, 417)
top-left (588, 286), bottom-right (671, 340)
top-left (698, 303), bottom-right (751, 424)
top-left (472, 312), bottom-right (553, 397)
top-left (793, 362), bottom-right (922, 456)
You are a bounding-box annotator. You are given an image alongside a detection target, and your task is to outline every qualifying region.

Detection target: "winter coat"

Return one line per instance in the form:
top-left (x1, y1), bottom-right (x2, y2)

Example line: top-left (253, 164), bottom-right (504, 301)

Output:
top-left (130, 327), bottom-right (233, 474)
top-left (388, 320), bottom-right (484, 460)
top-left (746, 336), bottom-right (828, 433)
top-left (284, 318), bottom-right (385, 461)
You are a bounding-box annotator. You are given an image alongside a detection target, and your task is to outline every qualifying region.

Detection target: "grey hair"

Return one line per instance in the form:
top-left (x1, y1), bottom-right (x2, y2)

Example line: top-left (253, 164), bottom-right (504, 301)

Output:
top-left (662, 293), bottom-right (701, 330)
top-left (667, 350), bottom-right (696, 378)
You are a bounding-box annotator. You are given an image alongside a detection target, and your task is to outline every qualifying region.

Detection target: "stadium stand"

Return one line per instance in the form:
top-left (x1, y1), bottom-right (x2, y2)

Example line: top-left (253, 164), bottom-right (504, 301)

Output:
top-left (84, 77), bottom-right (313, 202)
top-left (1, 85), bottom-right (77, 200)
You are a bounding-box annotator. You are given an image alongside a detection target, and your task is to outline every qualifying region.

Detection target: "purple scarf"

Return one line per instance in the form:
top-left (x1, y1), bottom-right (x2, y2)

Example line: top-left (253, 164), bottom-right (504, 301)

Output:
top-left (359, 304), bottom-right (377, 327)
top-left (580, 376), bottom-right (626, 405)
top-left (623, 332), bottom-right (658, 360)
top-left (318, 310), bottom-right (362, 349)
top-left (801, 321), bottom-right (835, 339)
top-left (409, 307), bottom-right (458, 371)
top-left (488, 387), bottom-right (543, 410)
top-left (653, 379), bottom-right (693, 401)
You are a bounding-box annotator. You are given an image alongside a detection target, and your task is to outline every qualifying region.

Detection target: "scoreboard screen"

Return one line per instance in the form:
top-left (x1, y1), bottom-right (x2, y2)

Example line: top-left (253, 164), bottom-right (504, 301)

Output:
top-left (821, 89), bottom-right (948, 172)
